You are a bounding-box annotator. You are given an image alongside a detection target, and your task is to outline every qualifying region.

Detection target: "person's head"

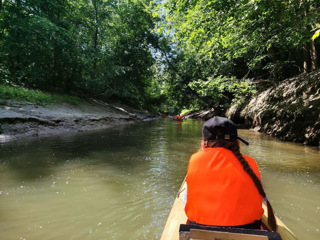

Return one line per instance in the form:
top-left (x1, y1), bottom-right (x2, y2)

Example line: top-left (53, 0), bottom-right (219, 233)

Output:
top-left (202, 116), bottom-right (248, 148)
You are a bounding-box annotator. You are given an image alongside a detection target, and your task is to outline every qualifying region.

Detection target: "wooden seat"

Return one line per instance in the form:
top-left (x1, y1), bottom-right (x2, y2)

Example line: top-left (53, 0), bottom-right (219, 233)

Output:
top-left (179, 224), bottom-right (282, 240)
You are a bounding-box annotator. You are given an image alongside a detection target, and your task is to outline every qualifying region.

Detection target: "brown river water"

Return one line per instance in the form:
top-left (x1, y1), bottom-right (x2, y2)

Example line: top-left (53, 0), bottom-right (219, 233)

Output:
top-left (0, 119), bottom-right (319, 239)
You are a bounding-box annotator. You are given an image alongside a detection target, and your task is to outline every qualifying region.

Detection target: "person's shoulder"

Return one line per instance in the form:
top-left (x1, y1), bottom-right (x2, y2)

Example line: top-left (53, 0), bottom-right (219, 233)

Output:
top-left (243, 155), bottom-right (261, 174)
top-left (191, 149), bottom-right (205, 157)
top-left (190, 147), bottom-right (222, 159)
top-left (243, 154), bottom-right (258, 165)
top-left (190, 148), bottom-right (212, 160)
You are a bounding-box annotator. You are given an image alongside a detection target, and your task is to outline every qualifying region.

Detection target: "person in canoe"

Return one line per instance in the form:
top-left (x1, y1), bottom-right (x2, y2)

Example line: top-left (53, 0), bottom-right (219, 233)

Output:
top-left (184, 116), bottom-right (277, 231)
top-left (175, 114), bottom-right (183, 121)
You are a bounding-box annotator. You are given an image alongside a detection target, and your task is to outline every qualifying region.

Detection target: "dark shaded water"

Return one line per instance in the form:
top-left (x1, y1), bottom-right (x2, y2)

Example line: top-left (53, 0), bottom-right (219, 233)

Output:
top-left (0, 119), bottom-right (319, 239)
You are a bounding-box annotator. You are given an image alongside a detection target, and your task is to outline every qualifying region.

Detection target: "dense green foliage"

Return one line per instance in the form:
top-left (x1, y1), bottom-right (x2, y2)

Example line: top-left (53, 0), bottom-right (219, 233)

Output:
top-left (1, 0), bottom-right (319, 113)
top-left (156, 0), bottom-right (320, 112)
top-left (0, 84), bottom-right (80, 105)
top-left (0, 0), bottom-right (162, 109)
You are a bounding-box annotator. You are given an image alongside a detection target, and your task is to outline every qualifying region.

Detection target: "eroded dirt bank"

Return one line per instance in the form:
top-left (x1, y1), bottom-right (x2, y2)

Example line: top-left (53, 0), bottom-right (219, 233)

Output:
top-left (0, 98), bottom-right (155, 143)
top-left (183, 70), bottom-right (320, 147)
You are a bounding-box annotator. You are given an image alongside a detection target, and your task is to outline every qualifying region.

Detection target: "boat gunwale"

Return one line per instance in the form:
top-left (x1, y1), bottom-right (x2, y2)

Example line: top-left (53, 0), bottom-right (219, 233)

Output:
top-left (160, 179), bottom-right (298, 240)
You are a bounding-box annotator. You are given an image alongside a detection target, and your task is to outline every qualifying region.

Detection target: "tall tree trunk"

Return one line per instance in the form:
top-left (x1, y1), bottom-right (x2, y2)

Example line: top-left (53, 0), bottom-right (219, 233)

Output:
top-left (268, 46), bottom-right (283, 78)
top-left (92, 0), bottom-right (99, 79)
top-left (315, 41), bottom-right (320, 69)
top-left (93, 27), bottom-right (98, 78)
top-left (268, 46), bottom-right (280, 62)
top-left (53, 45), bottom-right (60, 90)
top-left (303, 2), bottom-right (312, 73)
top-left (311, 41), bottom-right (318, 70)
top-left (315, 2), bottom-right (320, 70)
top-left (304, 42), bottom-right (312, 73)
top-left (15, 0), bottom-right (22, 76)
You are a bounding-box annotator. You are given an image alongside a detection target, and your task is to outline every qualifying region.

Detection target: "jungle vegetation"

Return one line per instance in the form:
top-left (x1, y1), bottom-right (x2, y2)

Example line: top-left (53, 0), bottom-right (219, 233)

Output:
top-left (0, 0), bottom-right (319, 113)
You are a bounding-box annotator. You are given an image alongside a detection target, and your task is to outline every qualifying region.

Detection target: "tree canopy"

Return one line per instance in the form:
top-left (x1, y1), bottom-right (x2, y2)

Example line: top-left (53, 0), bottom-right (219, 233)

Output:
top-left (0, 0), bottom-right (319, 112)
top-left (156, 0), bottom-right (320, 111)
top-left (0, 0), bottom-right (162, 109)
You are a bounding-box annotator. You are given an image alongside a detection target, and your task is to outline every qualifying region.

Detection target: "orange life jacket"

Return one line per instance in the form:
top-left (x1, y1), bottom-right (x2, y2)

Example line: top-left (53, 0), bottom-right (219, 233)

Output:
top-left (185, 147), bottom-right (263, 226)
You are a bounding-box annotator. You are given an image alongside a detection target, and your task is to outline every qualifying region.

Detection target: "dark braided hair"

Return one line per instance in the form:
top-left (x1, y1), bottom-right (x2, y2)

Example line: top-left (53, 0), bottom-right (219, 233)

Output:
top-left (203, 138), bottom-right (277, 232)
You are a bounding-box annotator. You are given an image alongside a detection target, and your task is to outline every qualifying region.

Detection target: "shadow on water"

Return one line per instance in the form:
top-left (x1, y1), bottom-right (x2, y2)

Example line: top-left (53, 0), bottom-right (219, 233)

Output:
top-left (0, 118), bottom-right (203, 240)
top-left (0, 119), bottom-right (201, 182)
top-left (0, 122), bottom-right (153, 180)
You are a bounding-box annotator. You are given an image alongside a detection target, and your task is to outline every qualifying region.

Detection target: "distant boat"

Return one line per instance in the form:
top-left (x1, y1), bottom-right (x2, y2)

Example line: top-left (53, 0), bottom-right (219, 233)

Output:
top-left (174, 118), bottom-right (183, 122)
top-left (160, 179), bottom-right (298, 240)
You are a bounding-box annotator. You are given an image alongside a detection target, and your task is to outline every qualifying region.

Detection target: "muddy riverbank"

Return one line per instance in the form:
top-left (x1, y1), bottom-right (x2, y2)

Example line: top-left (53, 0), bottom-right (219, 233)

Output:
top-left (0, 98), bottom-right (155, 143)
top-left (2, 70), bottom-right (319, 146)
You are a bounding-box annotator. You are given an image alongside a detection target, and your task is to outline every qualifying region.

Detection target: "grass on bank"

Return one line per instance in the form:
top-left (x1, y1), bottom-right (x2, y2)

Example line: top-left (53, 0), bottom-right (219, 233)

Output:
top-left (0, 84), bottom-right (80, 105)
top-left (180, 108), bottom-right (199, 115)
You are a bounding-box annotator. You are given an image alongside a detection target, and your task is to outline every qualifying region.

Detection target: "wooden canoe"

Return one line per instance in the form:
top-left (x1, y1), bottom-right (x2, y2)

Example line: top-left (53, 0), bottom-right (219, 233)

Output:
top-left (160, 180), bottom-right (298, 240)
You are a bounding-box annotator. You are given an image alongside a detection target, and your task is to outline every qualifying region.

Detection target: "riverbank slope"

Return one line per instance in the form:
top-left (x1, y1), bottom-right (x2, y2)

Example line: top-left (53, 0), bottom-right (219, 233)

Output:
top-left (0, 98), bottom-right (154, 143)
top-left (183, 70), bottom-right (320, 147)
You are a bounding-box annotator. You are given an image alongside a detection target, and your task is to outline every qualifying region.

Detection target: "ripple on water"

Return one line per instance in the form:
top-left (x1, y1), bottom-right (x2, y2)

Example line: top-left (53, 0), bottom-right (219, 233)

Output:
top-left (0, 120), bottom-right (319, 239)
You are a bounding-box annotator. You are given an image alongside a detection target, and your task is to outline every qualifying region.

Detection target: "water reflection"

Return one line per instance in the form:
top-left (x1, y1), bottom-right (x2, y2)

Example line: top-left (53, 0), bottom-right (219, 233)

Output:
top-left (0, 119), bottom-right (319, 239)
top-left (239, 129), bottom-right (320, 239)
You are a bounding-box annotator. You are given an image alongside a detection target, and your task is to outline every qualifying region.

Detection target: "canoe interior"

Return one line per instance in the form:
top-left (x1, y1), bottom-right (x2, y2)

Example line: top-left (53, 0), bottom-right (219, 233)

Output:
top-left (160, 180), bottom-right (298, 240)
